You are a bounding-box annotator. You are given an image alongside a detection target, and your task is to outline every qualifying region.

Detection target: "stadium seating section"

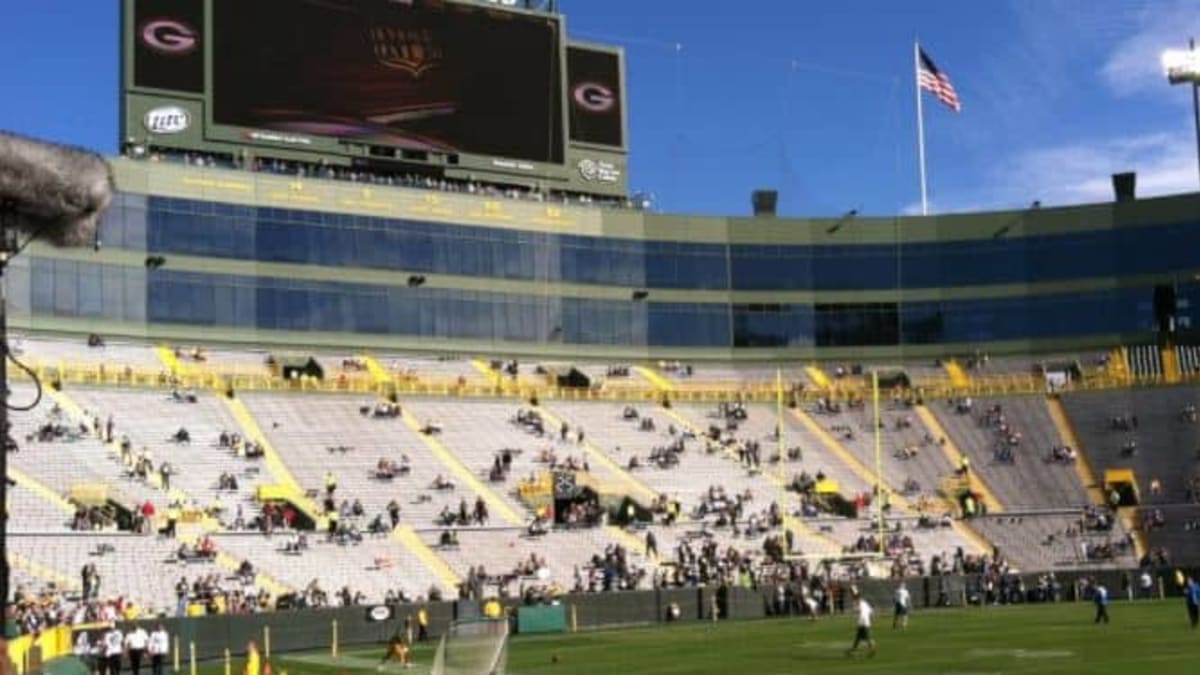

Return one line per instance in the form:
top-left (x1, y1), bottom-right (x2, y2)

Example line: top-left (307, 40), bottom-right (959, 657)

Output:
top-left (5, 334), bottom-right (1198, 623)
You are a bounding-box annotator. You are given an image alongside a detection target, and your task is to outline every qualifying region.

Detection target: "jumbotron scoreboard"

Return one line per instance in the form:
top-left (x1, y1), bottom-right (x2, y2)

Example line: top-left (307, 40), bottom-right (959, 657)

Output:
top-left (121, 0), bottom-right (628, 197)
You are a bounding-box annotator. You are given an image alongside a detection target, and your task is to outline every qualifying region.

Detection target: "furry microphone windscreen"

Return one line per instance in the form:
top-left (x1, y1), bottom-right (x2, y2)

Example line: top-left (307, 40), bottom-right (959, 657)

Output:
top-left (0, 130), bottom-right (115, 248)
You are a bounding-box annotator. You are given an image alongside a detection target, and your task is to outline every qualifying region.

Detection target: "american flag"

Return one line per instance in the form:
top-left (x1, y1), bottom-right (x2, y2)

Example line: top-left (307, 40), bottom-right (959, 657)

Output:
top-left (918, 47), bottom-right (961, 113)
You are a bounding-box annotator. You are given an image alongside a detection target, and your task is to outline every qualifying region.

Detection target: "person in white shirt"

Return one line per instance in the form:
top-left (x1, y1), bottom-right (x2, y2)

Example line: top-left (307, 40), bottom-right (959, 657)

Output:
top-left (1139, 570), bottom-right (1154, 600)
top-left (149, 624), bottom-right (171, 675)
top-left (845, 591), bottom-right (876, 658)
top-left (103, 625), bottom-right (125, 675)
top-left (126, 624), bottom-right (150, 675)
top-left (74, 631), bottom-right (95, 674)
top-left (893, 582), bottom-right (911, 630)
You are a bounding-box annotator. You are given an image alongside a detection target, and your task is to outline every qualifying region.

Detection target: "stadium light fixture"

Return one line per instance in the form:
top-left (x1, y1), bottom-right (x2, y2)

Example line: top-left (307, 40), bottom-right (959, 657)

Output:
top-left (1161, 39), bottom-right (1200, 187)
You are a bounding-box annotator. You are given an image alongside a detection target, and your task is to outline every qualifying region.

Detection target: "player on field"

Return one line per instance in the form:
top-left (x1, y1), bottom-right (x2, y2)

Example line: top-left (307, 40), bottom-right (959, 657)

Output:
top-left (377, 634), bottom-right (413, 670)
top-left (243, 641), bottom-right (261, 675)
top-left (1185, 576), bottom-right (1200, 630)
top-left (893, 582), bottom-right (911, 630)
top-left (1093, 582), bottom-right (1110, 624)
top-left (845, 590), bottom-right (876, 658)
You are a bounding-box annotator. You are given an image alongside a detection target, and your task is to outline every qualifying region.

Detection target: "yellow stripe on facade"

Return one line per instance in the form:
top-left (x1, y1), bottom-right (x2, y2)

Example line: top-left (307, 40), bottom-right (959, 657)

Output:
top-left (1162, 347), bottom-right (1181, 384)
top-left (155, 345), bottom-right (188, 376)
top-left (944, 360), bottom-right (972, 388)
top-left (1044, 397), bottom-right (1106, 507)
top-left (8, 551), bottom-right (77, 591)
top-left (7, 468), bottom-right (74, 514)
top-left (604, 525), bottom-right (662, 564)
top-left (221, 396), bottom-right (325, 527)
top-left (773, 408), bottom-right (987, 555)
top-left (217, 552), bottom-right (292, 597)
top-left (1116, 507), bottom-right (1149, 560)
top-left (787, 408), bottom-right (913, 512)
top-left (397, 409), bottom-right (523, 525)
top-left (361, 355), bottom-right (393, 386)
top-left (913, 406), bottom-right (1005, 514)
top-left (657, 406), bottom-right (843, 556)
top-left (533, 405), bottom-right (659, 504)
top-left (392, 525), bottom-right (463, 591)
top-left (633, 366), bottom-right (674, 392)
top-left (470, 359), bottom-right (504, 387)
top-left (41, 386), bottom-right (190, 502)
top-left (804, 366), bottom-right (831, 389)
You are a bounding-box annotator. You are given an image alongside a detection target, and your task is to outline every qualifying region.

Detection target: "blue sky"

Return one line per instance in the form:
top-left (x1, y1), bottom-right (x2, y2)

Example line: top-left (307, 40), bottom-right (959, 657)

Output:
top-left (1, 0), bottom-right (1199, 217)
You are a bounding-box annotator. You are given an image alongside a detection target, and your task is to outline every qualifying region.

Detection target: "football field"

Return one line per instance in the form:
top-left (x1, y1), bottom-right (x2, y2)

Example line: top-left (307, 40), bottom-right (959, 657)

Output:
top-left (197, 599), bottom-right (1200, 675)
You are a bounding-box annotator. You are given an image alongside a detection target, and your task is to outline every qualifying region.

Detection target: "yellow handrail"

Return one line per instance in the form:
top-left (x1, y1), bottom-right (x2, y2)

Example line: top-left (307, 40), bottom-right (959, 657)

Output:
top-left (9, 346), bottom-right (1186, 406)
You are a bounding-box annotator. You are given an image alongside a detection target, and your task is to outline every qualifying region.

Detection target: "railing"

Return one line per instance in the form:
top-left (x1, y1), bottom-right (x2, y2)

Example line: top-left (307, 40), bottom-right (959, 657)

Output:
top-left (12, 346), bottom-right (1199, 406)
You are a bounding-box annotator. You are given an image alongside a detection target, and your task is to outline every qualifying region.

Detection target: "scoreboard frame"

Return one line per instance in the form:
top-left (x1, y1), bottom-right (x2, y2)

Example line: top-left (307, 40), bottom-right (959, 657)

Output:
top-left (119, 0), bottom-right (629, 198)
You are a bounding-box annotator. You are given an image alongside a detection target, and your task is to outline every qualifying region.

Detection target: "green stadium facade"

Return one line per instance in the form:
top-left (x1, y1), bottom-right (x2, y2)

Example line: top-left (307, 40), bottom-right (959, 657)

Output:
top-left (7, 157), bottom-right (1199, 360)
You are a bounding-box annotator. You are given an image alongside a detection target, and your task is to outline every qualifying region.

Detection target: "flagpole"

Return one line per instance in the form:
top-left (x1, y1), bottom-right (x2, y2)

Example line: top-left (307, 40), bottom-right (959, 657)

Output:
top-left (914, 41), bottom-right (929, 216)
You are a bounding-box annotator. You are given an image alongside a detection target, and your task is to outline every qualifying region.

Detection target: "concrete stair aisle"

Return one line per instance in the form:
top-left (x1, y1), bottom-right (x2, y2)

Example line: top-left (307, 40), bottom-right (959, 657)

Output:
top-left (67, 387), bottom-right (263, 517)
top-left (418, 527), bottom-right (616, 594)
top-left (403, 398), bottom-right (630, 510)
top-left (1137, 504), bottom-right (1200, 565)
top-left (547, 401), bottom-right (791, 522)
top-left (805, 402), bottom-right (956, 509)
top-left (656, 403), bottom-right (843, 557)
top-left (971, 513), bottom-right (1138, 572)
top-left (927, 396), bottom-right (1089, 509)
top-left (9, 383), bottom-right (165, 511)
top-left (213, 533), bottom-right (448, 602)
top-left (7, 533), bottom-right (210, 615)
top-left (240, 392), bottom-right (469, 528)
top-left (1061, 387), bottom-right (1200, 505)
top-left (6, 481), bottom-right (73, 531)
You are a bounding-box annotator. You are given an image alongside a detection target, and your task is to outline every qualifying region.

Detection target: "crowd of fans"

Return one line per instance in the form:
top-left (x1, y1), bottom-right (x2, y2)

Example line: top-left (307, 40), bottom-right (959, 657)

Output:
top-left (122, 144), bottom-right (643, 210)
top-left (12, 364), bottom-right (1199, 634)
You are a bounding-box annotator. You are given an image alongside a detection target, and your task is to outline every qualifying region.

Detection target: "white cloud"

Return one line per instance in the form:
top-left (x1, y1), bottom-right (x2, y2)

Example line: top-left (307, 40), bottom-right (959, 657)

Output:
top-left (1101, 0), bottom-right (1200, 97)
top-left (1003, 129), bottom-right (1197, 204)
top-left (918, 1), bottom-right (1200, 215)
top-left (934, 126), bottom-right (1199, 213)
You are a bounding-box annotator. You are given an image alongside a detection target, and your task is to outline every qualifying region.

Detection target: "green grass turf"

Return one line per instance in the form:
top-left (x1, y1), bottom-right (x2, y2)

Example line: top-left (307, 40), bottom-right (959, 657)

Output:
top-left (199, 599), bottom-right (1200, 675)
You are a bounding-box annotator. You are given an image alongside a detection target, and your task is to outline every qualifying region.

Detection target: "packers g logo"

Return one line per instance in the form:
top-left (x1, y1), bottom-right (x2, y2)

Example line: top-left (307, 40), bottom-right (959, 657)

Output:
top-left (140, 18), bottom-right (199, 56)
top-left (573, 82), bottom-right (615, 113)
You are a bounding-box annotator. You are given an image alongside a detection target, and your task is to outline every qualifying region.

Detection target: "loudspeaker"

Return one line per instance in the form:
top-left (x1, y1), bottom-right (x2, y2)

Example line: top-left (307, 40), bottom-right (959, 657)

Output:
top-left (1112, 172), bottom-right (1136, 203)
top-left (752, 190), bottom-right (778, 217)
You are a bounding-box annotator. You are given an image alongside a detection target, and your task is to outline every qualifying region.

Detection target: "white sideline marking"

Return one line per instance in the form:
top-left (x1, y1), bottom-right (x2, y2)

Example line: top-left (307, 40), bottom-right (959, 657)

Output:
top-left (966, 648), bottom-right (1074, 659)
top-left (796, 640), bottom-right (851, 650)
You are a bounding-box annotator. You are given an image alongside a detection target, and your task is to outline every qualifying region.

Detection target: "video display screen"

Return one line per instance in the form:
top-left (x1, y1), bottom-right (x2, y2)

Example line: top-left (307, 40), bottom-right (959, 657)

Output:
top-left (131, 0), bottom-right (205, 93)
top-left (212, 0), bottom-right (565, 164)
top-left (566, 46), bottom-right (624, 147)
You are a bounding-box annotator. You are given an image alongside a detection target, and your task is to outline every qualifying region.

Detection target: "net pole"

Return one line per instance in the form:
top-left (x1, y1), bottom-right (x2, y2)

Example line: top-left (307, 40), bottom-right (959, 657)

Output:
top-left (776, 369), bottom-right (789, 549)
top-left (874, 371), bottom-right (885, 557)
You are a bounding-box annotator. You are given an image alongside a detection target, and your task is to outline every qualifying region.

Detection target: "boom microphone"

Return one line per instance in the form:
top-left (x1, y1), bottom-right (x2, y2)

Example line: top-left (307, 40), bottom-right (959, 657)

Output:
top-left (0, 131), bottom-right (114, 248)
